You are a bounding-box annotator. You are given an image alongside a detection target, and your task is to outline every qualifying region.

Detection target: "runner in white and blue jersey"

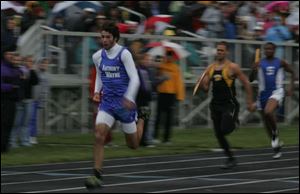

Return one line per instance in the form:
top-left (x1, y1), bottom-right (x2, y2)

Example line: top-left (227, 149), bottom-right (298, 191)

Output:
top-left (249, 42), bottom-right (295, 159)
top-left (85, 22), bottom-right (144, 190)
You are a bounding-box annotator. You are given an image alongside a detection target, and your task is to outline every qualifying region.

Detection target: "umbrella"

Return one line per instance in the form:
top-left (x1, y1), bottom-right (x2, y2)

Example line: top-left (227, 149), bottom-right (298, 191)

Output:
top-left (116, 20), bottom-right (138, 33)
top-left (50, 1), bottom-right (102, 20)
top-left (49, 1), bottom-right (103, 28)
top-left (145, 14), bottom-right (173, 29)
top-left (286, 10), bottom-right (299, 26)
top-left (1, 1), bottom-right (25, 14)
top-left (52, 1), bottom-right (102, 16)
top-left (146, 40), bottom-right (190, 60)
top-left (264, 1), bottom-right (289, 12)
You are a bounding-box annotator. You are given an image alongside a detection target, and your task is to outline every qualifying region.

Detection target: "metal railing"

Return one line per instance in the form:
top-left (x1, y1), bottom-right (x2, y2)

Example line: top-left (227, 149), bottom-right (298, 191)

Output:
top-left (17, 25), bottom-right (299, 134)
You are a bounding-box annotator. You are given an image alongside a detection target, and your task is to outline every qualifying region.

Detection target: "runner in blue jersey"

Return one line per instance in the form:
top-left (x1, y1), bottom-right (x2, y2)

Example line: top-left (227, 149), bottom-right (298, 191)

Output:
top-left (249, 42), bottom-right (295, 159)
top-left (85, 22), bottom-right (145, 189)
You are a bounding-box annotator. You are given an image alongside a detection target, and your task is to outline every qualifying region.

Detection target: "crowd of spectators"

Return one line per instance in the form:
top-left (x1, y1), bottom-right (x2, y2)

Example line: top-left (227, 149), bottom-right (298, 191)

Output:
top-left (2, 1), bottom-right (299, 45)
top-left (2, 2), bottom-right (52, 153)
top-left (1, 1), bottom-right (299, 63)
top-left (48, 1), bottom-right (298, 42)
top-left (1, 1), bottom-right (299, 151)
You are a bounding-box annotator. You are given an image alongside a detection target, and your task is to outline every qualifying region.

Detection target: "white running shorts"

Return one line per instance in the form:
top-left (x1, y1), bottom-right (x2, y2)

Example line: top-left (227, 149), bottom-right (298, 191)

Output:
top-left (96, 111), bottom-right (137, 134)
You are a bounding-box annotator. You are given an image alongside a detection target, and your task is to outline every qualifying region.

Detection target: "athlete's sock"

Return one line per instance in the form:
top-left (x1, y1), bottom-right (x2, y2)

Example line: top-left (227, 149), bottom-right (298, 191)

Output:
top-left (94, 168), bottom-right (103, 179)
top-left (271, 129), bottom-right (278, 141)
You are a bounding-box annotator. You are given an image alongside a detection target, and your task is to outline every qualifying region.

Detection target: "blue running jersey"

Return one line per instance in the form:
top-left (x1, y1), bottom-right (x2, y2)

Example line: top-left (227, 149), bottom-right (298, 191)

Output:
top-left (258, 57), bottom-right (284, 106)
top-left (97, 47), bottom-right (136, 123)
top-left (100, 47), bottom-right (129, 97)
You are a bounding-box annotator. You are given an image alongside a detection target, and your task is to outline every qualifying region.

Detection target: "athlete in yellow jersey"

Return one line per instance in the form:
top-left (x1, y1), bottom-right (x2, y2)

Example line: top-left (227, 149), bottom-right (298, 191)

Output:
top-left (200, 41), bottom-right (255, 169)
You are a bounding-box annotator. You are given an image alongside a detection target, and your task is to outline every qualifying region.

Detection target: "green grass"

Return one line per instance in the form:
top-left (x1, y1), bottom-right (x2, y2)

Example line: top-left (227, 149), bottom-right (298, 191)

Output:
top-left (1, 125), bottom-right (298, 166)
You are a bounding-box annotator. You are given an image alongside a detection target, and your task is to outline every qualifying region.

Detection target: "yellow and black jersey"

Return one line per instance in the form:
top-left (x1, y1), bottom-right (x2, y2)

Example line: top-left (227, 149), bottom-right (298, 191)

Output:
top-left (208, 61), bottom-right (236, 103)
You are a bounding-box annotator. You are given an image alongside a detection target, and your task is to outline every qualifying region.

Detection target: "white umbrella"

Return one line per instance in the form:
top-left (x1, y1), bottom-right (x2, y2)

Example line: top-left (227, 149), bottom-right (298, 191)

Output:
top-left (286, 9), bottom-right (299, 26)
top-left (146, 40), bottom-right (190, 60)
top-left (1, 1), bottom-right (25, 13)
top-left (52, 1), bottom-right (102, 13)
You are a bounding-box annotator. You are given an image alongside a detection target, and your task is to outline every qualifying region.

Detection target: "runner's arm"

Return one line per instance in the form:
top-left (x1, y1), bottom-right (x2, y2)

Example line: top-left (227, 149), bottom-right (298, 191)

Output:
top-left (201, 68), bottom-right (211, 93)
top-left (281, 59), bottom-right (295, 96)
top-left (233, 63), bottom-right (255, 111)
top-left (249, 61), bottom-right (259, 82)
top-left (122, 49), bottom-right (140, 103)
top-left (92, 51), bottom-right (103, 101)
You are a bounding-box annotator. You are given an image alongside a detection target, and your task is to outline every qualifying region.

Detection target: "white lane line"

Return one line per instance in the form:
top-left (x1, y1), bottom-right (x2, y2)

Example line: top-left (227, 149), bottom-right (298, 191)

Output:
top-left (149, 176), bottom-right (299, 193)
top-left (2, 150), bottom-right (298, 176)
top-left (280, 180), bottom-right (299, 184)
top-left (3, 146), bottom-right (298, 168)
top-left (117, 175), bottom-right (170, 179)
top-left (2, 157), bottom-right (298, 186)
top-left (22, 166), bottom-right (299, 193)
top-left (261, 187), bottom-right (299, 193)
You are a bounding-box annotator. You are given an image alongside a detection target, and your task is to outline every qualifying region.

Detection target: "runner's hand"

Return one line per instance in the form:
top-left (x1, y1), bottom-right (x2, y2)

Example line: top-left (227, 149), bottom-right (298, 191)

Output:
top-left (247, 102), bottom-right (256, 112)
top-left (252, 62), bottom-right (259, 71)
top-left (93, 92), bottom-right (102, 103)
top-left (123, 98), bottom-right (136, 110)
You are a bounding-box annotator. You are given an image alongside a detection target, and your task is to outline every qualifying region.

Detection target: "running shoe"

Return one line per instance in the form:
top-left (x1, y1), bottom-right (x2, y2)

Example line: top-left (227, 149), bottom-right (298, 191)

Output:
top-left (85, 176), bottom-right (103, 189)
top-left (271, 138), bottom-right (283, 159)
top-left (221, 157), bottom-right (237, 169)
top-left (138, 106), bottom-right (151, 120)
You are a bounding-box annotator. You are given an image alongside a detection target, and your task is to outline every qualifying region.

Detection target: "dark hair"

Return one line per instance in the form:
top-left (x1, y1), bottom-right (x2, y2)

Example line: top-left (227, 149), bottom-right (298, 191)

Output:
top-left (166, 50), bottom-right (173, 56)
top-left (102, 22), bottom-right (120, 42)
top-left (217, 41), bottom-right (228, 49)
top-left (154, 55), bottom-right (163, 62)
top-left (1, 44), bottom-right (17, 59)
top-left (265, 42), bottom-right (277, 49)
top-left (2, 44), bottom-right (17, 53)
